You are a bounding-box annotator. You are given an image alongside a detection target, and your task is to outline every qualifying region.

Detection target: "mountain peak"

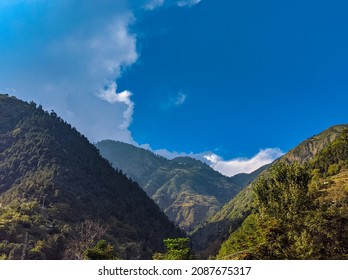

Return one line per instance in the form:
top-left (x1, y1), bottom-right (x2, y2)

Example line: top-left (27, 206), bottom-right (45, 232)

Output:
top-left (0, 94), bottom-right (182, 260)
top-left (282, 124), bottom-right (348, 164)
top-left (192, 123), bottom-right (348, 258)
top-left (96, 141), bottom-right (242, 232)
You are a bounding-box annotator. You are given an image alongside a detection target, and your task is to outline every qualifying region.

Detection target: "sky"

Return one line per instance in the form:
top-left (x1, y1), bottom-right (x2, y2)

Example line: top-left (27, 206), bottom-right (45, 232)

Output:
top-left (1, 0), bottom-right (348, 176)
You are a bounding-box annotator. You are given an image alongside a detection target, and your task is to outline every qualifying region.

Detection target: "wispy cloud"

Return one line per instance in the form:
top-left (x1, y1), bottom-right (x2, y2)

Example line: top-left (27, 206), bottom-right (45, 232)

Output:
top-left (98, 82), bottom-right (134, 130)
top-left (204, 148), bottom-right (284, 176)
top-left (174, 92), bottom-right (187, 105)
top-left (143, 0), bottom-right (202, 10)
top-left (144, 0), bottom-right (165, 10)
top-left (0, 87), bottom-right (16, 94)
top-left (160, 91), bottom-right (188, 110)
top-left (177, 0), bottom-right (202, 7)
top-left (140, 143), bottom-right (195, 159)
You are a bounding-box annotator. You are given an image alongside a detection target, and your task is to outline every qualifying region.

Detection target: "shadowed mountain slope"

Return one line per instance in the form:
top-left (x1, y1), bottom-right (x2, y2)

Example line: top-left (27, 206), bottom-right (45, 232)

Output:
top-left (96, 140), bottom-right (244, 232)
top-left (0, 94), bottom-right (182, 260)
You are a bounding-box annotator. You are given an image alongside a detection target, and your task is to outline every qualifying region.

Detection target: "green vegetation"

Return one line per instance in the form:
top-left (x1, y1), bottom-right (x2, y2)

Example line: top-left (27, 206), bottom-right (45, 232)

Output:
top-left (217, 131), bottom-right (348, 259)
top-left (0, 94), bottom-right (183, 260)
top-left (282, 125), bottom-right (348, 164)
top-left (96, 141), bottom-right (243, 232)
top-left (153, 238), bottom-right (194, 260)
top-left (194, 125), bottom-right (348, 259)
top-left (191, 166), bottom-right (266, 258)
top-left (1, 93), bottom-right (347, 260)
top-left (84, 240), bottom-right (119, 260)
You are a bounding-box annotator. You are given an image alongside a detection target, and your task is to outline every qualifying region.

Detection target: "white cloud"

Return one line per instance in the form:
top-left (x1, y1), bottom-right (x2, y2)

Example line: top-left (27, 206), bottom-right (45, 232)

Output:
top-left (144, 0), bottom-right (165, 10)
top-left (174, 92), bottom-right (187, 105)
top-left (204, 148), bottom-right (284, 176)
top-left (139, 143), bottom-right (182, 158)
top-left (153, 148), bottom-right (195, 159)
top-left (136, 143), bottom-right (284, 177)
top-left (177, 0), bottom-right (202, 7)
top-left (0, 87), bottom-right (16, 94)
top-left (137, 145), bottom-right (283, 177)
top-left (159, 91), bottom-right (188, 110)
top-left (0, 0), bottom-right (202, 145)
top-left (139, 141), bottom-right (203, 158)
top-left (98, 82), bottom-right (134, 130)
top-left (143, 0), bottom-right (202, 10)
top-left (0, 1), bottom-right (138, 144)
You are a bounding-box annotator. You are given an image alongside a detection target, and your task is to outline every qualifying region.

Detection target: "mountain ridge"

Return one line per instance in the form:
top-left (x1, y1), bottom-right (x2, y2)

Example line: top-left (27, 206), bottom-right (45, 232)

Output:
top-left (192, 124), bottom-right (348, 257)
top-left (217, 129), bottom-right (348, 259)
top-left (0, 94), bottom-right (183, 260)
top-left (96, 140), bottom-right (255, 232)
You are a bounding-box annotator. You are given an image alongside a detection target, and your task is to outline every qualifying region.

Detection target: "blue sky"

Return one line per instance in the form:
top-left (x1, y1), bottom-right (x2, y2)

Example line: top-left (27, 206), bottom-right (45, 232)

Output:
top-left (1, 0), bottom-right (348, 176)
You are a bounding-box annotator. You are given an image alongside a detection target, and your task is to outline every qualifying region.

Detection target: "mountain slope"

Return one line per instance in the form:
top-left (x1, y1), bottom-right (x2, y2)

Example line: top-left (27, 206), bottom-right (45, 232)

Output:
top-left (192, 124), bottom-right (348, 257)
top-left (0, 94), bottom-right (182, 260)
top-left (93, 140), bottom-right (167, 187)
top-left (96, 140), bottom-right (243, 232)
top-left (282, 125), bottom-right (348, 164)
top-left (217, 130), bottom-right (348, 259)
top-left (229, 164), bottom-right (270, 188)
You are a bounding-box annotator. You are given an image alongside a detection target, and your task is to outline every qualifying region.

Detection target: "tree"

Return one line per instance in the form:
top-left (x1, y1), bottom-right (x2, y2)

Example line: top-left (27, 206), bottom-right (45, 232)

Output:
top-left (253, 163), bottom-right (314, 259)
top-left (63, 220), bottom-right (108, 260)
top-left (153, 238), bottom-right (194, 260)
top-left (84, 240), bottom-right (119, 260)
top-left (219, 163), bottom-right (315, 259)
top-left (254, 162), bottom-right (311, 221)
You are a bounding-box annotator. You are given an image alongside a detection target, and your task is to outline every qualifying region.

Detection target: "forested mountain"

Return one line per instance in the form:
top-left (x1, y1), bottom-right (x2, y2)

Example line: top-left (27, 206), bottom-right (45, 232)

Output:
top-left (96, 140), bottom-right (243, 232)
top-left (94, 141), bottom-right (167, 187)
top-left (217, 130), bottom-right (348, 259)
top-left (1, 93), bottom-right (346, 260)
top-left (192, 125), bottom-right (348, 258)
top-left (0, 94), bottom-right (183, 260)
top-left (282, 125), bottom-right (348, 164)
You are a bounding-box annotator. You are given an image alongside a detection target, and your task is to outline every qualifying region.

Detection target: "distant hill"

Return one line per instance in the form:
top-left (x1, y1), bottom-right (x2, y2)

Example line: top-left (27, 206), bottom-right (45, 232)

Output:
top-left (93, 141), bottom-right (167, 187)
top-left (0, 94), bottom-right (182, 260)
top-left (229, 164), bottom-right (271, 188)
top-left (192, 124), bottom-right (348, 258)
top-left (96, 140), bottom-right (243, 232)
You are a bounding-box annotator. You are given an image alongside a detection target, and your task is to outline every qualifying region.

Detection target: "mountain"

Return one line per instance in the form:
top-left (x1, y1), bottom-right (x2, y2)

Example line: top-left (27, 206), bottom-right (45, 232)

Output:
top-left (217, 129), bottom-right (348, 259)
top-left (93, 141), bottom-right (167, 187)
top-left (229, 164), bottom-right (271, 188)
top-left (282, 124), bottom-right (348, 164)
top-left (192, 124), bottom-right (348, 258)
top-left (0, 94), bottom-right (183, 260)
top-left (96, 140), bottom-right (243, 232)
